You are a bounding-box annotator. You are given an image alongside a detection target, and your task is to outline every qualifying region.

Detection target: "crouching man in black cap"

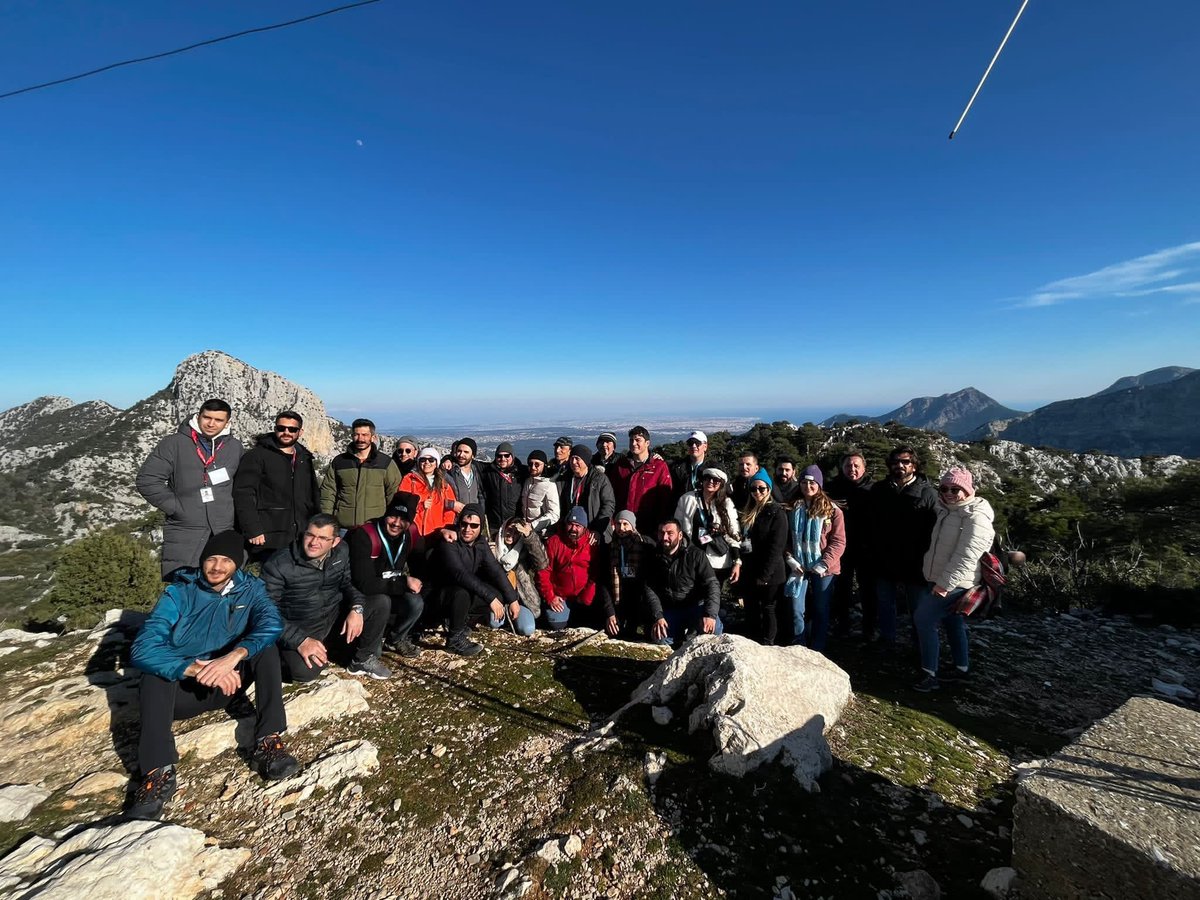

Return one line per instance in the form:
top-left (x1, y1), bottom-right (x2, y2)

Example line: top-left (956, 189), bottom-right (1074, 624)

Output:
top-left (128, 530), bottom-right (298, 820)
top-left (347, 491), bottom-right (426, 658)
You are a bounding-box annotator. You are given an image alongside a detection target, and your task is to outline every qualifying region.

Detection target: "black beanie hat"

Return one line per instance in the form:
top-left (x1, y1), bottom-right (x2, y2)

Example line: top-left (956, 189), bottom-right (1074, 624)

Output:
top-left (528, 449), bottom-right (548, 465)
top-left (386, 491), bottom-right (421, 521)
top-left (456, 437), bottom-right (478, 456)
top-left (201, 530), bottom-right (245, 566)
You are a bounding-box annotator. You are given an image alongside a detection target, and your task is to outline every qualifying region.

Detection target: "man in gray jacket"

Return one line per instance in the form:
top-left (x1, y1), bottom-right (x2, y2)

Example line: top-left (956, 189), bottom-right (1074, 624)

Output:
top-left (137, 399), bottom-right (243, 579)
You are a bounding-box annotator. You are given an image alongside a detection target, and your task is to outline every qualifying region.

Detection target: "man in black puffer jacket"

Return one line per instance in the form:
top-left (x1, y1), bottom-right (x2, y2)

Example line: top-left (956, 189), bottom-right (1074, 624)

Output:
top-left (233, 411), bottom-right (320, 562)
top-left (262, 513), bottom-right (391, 681)
top-left (643, 519), bottom-right (722, 647)
top-left (481, 442), bottom-right (527, 533)
top-left (826, 450), bottom-right (876, 640)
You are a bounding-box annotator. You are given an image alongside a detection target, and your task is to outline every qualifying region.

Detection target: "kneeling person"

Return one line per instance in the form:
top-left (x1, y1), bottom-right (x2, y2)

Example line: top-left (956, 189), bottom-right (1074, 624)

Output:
top-left (537, 507), bottom-right (618, 635)
top-left (347, 492), bottom-right (426, 658)
top-left (128, 531), bottom-right (297, 819)
top-left (263, 514), bottom-right (391, 681)
top-left (644, 519), bottom-right (723, 646)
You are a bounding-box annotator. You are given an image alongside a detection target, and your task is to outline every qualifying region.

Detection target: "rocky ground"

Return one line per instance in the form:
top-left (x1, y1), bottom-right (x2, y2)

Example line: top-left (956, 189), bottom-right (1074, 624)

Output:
top-left (0, 605), bottom-right (1196, 900)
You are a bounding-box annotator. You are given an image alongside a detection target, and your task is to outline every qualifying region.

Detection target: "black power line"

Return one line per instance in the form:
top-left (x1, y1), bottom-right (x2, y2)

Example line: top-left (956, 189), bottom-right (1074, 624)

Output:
top-left (0, 0), bottom-right (383, 103)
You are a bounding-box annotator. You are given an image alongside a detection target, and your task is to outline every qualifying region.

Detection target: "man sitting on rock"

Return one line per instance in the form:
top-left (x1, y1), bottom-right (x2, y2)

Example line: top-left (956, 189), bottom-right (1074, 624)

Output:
top-left (346, 492), bottom-right (426, 658)
top-left (537, 507), bottom-right (618, 635)
top-left (643, 518), bottom-right (723, 647)
top-left (128, 530), bottom-right (298, 820)
top-left (262, 513), bottom-right (392, 681)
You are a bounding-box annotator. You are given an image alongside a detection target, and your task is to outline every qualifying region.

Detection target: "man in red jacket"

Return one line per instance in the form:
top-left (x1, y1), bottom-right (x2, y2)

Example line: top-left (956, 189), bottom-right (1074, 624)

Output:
top-left (609, 426), bottom-right (673, 532)
top-left (536, 507), bottom-right (618, 635)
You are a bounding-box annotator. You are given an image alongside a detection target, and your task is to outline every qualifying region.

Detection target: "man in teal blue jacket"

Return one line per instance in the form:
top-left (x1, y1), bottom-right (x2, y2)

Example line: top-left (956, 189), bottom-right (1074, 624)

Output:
top-left (128, 530), bottom-right (298, 819)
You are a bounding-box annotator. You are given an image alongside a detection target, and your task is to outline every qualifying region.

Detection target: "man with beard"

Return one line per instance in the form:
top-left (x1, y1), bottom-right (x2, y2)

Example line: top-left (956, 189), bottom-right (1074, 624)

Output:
top-left (826, 451), bottom-right (876, 640)
top-left (643, 519), bottom-right (722, 647)
top-left (234, 410), bottom-right (319, 562)
top-left (447, 437), bottom-right (486, 520)
top-left (320, 418), bottom-right (401, 531)
top-left (774, 457), bottom-right (803, 506)
top-left (347, 492), bottom-right (425, 658)
top-left (558, 446), bottom-right (615, 544)
top-left (390, 435), bottom-right (420, 478)
top-left (536, 507), bottom-right (617, 635)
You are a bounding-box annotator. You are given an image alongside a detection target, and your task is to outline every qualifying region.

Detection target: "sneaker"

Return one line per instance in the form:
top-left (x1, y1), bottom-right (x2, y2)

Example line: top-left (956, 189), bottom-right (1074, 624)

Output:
top-left (445, 629), bottom-right (483, 657)
top-left (939, 667), bottom-right (970, 684)
top-left (252, 733), bottom-right (300, 780)
top-left (126, 765), bottom-right (177, 819)
top-left (347, 654), bottom-right (393, 680)
top-left (383, 635), bottom-right (421, 658)
top-left (913, 674), bottom-right (941, 693)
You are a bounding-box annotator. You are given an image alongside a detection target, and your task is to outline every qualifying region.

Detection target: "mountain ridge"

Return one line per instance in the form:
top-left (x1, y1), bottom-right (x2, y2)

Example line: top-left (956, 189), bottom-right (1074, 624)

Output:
top-left (820, 387), bottom-right (1023, 439)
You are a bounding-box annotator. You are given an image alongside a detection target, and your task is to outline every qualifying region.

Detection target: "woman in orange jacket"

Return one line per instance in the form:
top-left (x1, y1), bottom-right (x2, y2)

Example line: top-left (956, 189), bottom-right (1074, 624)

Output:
top-left (399, 447), bottom-right (459, 537)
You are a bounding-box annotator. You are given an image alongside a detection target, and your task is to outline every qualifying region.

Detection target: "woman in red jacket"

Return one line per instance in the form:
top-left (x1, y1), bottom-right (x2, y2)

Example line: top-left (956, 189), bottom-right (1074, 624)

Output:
top-left (399, 447), bottom-right (459, 537)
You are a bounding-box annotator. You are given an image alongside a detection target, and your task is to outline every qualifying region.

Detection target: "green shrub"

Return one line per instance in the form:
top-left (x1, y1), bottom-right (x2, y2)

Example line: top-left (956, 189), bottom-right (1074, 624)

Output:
top-left (47, 530), bottom-right (161, 629)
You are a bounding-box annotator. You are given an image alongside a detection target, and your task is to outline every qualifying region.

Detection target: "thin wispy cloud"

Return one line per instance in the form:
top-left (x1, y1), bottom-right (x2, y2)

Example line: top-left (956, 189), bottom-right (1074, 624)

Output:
top-left (1016, 241), bottom-right (1200, 309)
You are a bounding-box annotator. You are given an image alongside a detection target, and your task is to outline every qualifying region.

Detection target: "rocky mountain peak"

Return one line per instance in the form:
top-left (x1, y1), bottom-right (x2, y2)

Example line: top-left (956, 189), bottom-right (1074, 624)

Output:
top-left (169, 351), bottom-right (336, 457)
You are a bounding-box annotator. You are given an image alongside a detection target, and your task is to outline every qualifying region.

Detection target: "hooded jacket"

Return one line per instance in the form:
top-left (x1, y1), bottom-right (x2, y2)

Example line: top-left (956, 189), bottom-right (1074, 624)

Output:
top-left (482, 460), bottom-right (527, 530)
top-left (233, 433), bottom-right (320, 551)
top-left (261, 540), bottom-right (364, 650)
top-left (610, 455), bottom-right (673, 530)
top-left (320, 443), bottom-right (402, 530)
top-left (131, 568), bottom-right (282, 681)
top-left (398, 470), bottom-right (459, 536)
top-left (558, 469), bottom-right (616, 542)
top-left (136, 417), bottom-right (244, 576)
top-left (923, 496), bottom-right (996, 591)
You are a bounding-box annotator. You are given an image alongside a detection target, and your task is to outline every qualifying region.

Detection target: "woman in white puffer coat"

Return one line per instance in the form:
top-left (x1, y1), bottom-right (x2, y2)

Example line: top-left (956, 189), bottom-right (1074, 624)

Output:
top-left (912, 466), bottom-right (994, 692)
top-left (521, 450), bottom-right (561, 536)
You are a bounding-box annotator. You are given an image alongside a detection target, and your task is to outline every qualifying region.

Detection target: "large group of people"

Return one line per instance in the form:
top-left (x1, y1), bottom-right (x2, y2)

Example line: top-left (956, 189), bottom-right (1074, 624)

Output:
top-left (127, 400), bottom-right (997, 819)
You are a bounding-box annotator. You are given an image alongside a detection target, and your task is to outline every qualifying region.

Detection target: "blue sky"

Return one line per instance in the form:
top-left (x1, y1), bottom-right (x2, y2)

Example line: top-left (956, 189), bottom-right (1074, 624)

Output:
top-left (2, 1), bottom-right (1197, 424)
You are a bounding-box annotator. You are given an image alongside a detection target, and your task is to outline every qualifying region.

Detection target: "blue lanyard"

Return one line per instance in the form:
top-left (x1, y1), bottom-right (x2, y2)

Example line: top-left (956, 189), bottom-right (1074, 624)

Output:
top-left (375, 523), bottom-right (406, 568)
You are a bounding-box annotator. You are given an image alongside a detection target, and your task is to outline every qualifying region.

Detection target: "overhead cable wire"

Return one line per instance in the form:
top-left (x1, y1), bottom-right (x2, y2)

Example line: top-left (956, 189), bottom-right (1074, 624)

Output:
top-left (0, 0), bottom-right (383, 102)
top-left (948, 0), bottom-right (1031, 139)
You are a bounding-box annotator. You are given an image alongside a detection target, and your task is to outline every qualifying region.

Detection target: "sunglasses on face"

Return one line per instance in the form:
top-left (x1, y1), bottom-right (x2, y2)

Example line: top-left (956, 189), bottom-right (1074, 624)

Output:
top-left (496, 453), bottom-right (512, 459)
top-left (275, 425), bottom-right (300, 433)
top-left (398, 447), bottom-right (415, 455)
top-left (751, 486), bottom-right (771, 494)
top-left (702, 475), bottom-right (722, 483)
top-left (891, 458), bottom-right (915, 466)
top-left (419, 457), bottom-right (437, 464)
top-left (459, 521), bottom-right (482, 530)
top-left (686, 440), bottom-right (702, 447)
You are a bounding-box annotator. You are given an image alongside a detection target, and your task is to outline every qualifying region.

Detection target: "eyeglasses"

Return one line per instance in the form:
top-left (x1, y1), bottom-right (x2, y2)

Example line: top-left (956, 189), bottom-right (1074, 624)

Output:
top-left (303, 532), bottom-right (335, 544)
top-left (275, 425), bottom-right (300, 433)
top-left (751, 485), bottom-right (771, 494)
top-left (459, 520), bottom-right (482, 530)
top-left (939, 486), bottom-right (967, 496)
top-left (891, 458), bottom-right (916, 466)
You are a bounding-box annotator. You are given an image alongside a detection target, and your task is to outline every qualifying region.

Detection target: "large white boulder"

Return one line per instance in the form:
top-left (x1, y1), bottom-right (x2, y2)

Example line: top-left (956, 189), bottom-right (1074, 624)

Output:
top-left (0, 819), bottom-right (247, 899)
top-left (632, 634), bottom-right (852, 789)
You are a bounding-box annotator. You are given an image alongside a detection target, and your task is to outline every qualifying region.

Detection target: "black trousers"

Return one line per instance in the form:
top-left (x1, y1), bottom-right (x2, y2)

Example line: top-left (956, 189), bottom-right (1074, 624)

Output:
top-left (137, 644), bottom-right (286, 774)
top-left (441, 585), bottom-right (493, 632)
top-left (743, 581), bottom-right (784, 646)
top-left (832, 551), bottom-right (877, 636)
top-left (279, 594), bottom-right (391, 682)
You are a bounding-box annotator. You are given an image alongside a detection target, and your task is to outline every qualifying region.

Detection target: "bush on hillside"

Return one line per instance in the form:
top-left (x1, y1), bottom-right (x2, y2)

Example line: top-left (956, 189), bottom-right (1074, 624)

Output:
top-left (47, 530), bottom-right (161, 629)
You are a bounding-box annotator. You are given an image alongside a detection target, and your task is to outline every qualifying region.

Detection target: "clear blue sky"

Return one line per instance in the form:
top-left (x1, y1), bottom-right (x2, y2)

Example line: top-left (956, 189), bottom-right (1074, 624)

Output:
top-left (2, 1), bottom-right (1197, 424)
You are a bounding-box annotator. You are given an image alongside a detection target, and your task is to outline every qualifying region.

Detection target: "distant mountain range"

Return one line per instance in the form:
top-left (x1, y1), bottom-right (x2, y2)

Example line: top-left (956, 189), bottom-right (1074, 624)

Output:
top-left (1091, 366), bottom-right (1196, 397)
top-left (821, 388), bottom-right (1024, 440)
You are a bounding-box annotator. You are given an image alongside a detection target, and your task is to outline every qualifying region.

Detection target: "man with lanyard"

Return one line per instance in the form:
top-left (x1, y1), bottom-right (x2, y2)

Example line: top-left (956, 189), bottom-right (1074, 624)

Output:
top-left (482, 441), bottom-right (525, 533)
top-left (608, 510), bottom-right (655, 637)
top-left (138, 398), bottom-right (243, 579)
top-left (669, 430), bottom-right (711, 504)
top-left (347, 492), bottom-right (426, 658)
top-left (559, 446), bottom-right (615, 544)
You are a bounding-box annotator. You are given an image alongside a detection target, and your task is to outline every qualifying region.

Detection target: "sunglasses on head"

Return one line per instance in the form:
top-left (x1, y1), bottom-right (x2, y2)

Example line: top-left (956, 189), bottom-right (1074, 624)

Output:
top-left (275, 425), bottom-right (300, 433)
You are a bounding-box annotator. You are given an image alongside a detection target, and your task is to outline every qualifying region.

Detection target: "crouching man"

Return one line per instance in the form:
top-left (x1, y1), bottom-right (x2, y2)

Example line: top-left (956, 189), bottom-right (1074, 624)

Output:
top-left (128, 530), bottom-right (298, 820)
top-left (347, 492), bottom-right (426, 657)
top-left (263, 513), bottom-right (392, 681)
top-left (537, 507), bottom-right (618, 635)
top-left (644, 519), bottom-right (723, 647)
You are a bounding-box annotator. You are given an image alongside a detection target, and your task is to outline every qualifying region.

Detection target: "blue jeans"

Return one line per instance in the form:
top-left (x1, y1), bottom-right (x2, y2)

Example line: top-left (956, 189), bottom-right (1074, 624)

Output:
top-left (656, 607), bottom-right (724, 646)
top-left (489, 605), bottom-right (536, 636)
top-left (912, 584), bottom-right (969, 675)
top-left (874, 578), bottom-right (922, 643)
top-left (791, 574), bottom-right (835, 651)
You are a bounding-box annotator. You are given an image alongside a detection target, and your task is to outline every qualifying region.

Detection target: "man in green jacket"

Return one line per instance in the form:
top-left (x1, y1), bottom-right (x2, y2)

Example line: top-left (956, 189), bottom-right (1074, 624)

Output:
top-left (320, 418), bottom-right (402, 530)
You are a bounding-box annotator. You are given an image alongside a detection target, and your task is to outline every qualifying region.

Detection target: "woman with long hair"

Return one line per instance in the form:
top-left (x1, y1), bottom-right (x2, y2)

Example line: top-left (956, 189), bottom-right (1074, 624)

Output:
top-left (675, 468), bottom-right (742, 584)
top-left (399, 447), bottom-right (459, 537)
top-left (738, 470), bottom-right (789, 645)
top-left (785, 465), bottom-right (845, 652)
top-left (913, 467), bottom-right (995, 692)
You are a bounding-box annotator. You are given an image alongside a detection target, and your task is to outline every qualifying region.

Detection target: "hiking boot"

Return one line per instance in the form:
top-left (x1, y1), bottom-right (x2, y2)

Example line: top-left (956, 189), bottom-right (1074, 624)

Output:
top-left (939, 667), bottom-right (970, 684)
top-left (445, 628), bottom-right (483, 657)
top-left (384, 634), bottom-right (421, 658)
top-left (126, 765), bottom-right (177, 820)
top-left (347, 654), bottom-right (392, 680)
top-left (252, 733), bottom-right (299, 781)
top-left (912, 674), bottom-right (941, 693)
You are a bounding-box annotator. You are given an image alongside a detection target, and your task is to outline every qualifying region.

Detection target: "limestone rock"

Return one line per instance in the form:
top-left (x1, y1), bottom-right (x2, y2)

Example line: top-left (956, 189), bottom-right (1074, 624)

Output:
top-left (0, 819), bottom-right (248, 898)
top-left (632, 634), bottom-right (851, 790)
top-left (264, 740), bottom-right (379, 805)
top-left (0, 628), bottom-right (57, 644)
top-left (177, 675), bottom-right (369, 760)
top-left (897, 869), bottom-right (941, 900)
top-left (980, 867), bottom-right (1017, 898)
top-left (0, 784), bottom-right (50, 822)
top-left (66, 771), bottom-right (129, 797)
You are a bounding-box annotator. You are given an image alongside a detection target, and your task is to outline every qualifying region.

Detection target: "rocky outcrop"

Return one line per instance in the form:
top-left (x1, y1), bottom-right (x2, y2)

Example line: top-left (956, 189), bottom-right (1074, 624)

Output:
top-left (0, 397), bottom-right (121, 473)
top-left (0, 819), bottom-right (248, 899)
top-left (0, 784), bottom-right (50, 822)
top-left (821, 388), bottom-right (1024, 440)
top-left (632, 634), bottom-right (852, 790)
top-left (1093, 366), bottom-right (1195, 397)
top-left (263, 739), bottom-right (379, 805)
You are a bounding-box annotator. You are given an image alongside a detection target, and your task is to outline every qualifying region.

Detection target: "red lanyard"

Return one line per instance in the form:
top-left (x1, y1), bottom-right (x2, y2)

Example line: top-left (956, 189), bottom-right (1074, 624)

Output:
top-left (191, 430), bottom-right (222, 484)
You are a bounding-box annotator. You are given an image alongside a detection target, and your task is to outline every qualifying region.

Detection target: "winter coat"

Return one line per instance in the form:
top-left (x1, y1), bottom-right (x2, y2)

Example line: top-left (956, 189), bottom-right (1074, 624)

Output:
top-left (347, 519), bottom-right (419, 597)
top-left (740, 503), bottom-right (789, 587)
top-left (431, 536), bottom-right (518, 606)
top-left (669, 459), bottom-right (713, 503)
top-left (610, 455), bottom-right (674, 530)
top-left (131, 568), bottom-right (281, 681)
top-left (675, 491), bottom-right (742, 570)
top-left (869, 474), bottom-right (939, 583)
top-left (492, 523), bottom-right (549, 616)
top-left (826, 472), bottom-right (874, 552)
top-left (787, 503), bottom-right (847, 576)
top-left (537, 533), bottom-right (601, 609)
top-left (521, 475), bottom-right (560, 535)
top-left (482, 461), bottom-right (527, 530)
top-left (136, 418), bottom-right (244, 577)
top-left (261, 541), bottom-right (364, 650)
top-left (233, 434), bottom-right (320, 551)
top-left (398, 471), bottom-right (459, 537)
top-left (731, 472), bottom-right (783, 511)
top-left (320, 444), bottom-right (402, 530)
top-left (558, 470), bottom-right (616, 541)
top-left (923, 496), bottom-right (996, 591)
top-left (591, 451), bottom-right (621, 474)
top-left (642, 539), bottom-right (721, 621)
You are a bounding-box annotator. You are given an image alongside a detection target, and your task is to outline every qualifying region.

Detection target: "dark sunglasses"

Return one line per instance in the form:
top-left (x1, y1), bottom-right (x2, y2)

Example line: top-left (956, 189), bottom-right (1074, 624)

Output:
top-left (496, 452), bottom-right (512, 459)
top-left (275, 425), bottom-right (300, 433)
top-left (891, 458), bottom-right (915, 466)
top-left (418, 457), bottom-right (437, 464)
top-left (686, 439), bottom-right (702, 447)
top-left (702, 475), bottom-right (722, 483)
top-left (459, 520), bottom-right (482, 530)
top-left (398, 447), bottom-right (416, 454)
top-left (751, 485), bottom-right (771, 494)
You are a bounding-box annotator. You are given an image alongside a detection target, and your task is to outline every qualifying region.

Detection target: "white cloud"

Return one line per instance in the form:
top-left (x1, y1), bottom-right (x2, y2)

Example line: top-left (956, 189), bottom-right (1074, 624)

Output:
top-left (1015, 241), bottom-right (1200, 309)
